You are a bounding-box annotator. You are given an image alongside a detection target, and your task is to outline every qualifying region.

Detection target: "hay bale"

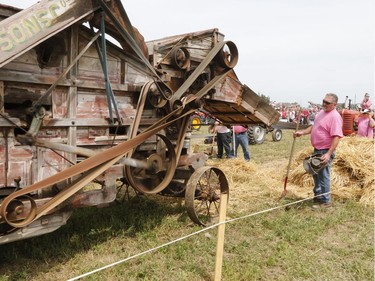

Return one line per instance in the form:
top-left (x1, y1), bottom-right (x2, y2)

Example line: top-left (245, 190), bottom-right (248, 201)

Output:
top-left (289, 136), bottom-right (374, 205)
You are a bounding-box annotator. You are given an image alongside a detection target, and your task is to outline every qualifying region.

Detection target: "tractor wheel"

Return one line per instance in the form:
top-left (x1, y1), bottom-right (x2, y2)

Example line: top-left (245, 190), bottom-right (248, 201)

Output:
top-left (248, 126), bottom-right (266, 145)
top-left (272, 129), bottom-right (282, 142)
top-left (191, 116), bottom-right (201, 131)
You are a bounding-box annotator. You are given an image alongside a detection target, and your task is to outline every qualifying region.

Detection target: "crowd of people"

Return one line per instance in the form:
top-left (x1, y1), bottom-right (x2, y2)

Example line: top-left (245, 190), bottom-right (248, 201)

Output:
top-left (276, 93), bottom-right (374, 137)
top-left (278, 105), bottom-right (320, 125)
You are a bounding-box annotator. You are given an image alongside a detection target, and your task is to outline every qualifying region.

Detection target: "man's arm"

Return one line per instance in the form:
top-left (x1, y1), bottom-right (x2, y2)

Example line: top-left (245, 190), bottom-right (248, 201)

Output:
top-left (294, 126), bottom-right (312, 138)
top-left (321, 136), bottom-right (341, 163)
top-left (369, 113), bottom-right (375, 128)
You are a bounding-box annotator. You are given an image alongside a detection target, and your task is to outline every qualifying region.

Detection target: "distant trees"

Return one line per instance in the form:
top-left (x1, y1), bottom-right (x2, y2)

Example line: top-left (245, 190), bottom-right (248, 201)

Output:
top-left (259, 93), bottom-right (271, 104)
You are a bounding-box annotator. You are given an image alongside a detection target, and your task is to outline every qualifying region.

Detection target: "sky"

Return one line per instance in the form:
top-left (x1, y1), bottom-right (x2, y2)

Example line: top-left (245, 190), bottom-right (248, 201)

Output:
top-left (1, 0), bottom-right (374, 107)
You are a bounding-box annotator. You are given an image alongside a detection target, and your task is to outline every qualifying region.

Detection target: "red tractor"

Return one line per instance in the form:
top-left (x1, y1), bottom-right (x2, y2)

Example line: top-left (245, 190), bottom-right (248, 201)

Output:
top-left (340, 109), bottom-right (361, 136)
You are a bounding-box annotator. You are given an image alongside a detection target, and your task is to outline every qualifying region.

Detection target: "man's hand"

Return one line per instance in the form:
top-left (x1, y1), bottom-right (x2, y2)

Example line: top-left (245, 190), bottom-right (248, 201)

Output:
top-left (320, 153), bottom-right (331, 164)
top-left (293, 130), bottom-right (304, 138)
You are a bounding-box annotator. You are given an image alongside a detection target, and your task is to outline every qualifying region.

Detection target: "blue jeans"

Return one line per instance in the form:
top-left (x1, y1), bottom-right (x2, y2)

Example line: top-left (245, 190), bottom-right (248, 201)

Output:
top-left (313, 148), bottom-right (335, 203)
top-left (234, 133), bottom-right (250, 161)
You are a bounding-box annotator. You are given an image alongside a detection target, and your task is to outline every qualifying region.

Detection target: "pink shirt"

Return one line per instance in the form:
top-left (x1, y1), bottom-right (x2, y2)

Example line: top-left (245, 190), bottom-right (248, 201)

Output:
top-left (233, 125), bottom-right (247, 133)
top-left (357, 117), bottom-right (374, 138)
top-left (311, 109), bottom-right (343, 149)
top-left (361, 99), bottom-right (372, 110)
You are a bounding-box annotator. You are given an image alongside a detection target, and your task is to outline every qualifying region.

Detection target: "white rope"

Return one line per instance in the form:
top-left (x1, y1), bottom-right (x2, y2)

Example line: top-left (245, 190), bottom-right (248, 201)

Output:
top-left (67, 193), bottom-right (330, 281)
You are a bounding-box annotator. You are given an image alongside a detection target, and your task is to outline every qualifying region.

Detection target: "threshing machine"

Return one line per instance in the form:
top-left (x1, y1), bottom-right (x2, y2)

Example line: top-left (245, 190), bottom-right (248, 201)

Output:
top-left (0, 0), bottom-right (279, 244)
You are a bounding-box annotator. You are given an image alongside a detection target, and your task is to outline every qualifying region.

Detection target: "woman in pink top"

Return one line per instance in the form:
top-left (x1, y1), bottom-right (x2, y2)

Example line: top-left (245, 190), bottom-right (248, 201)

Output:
top-left (355, 109), bottom-right (375, 138)
top-left (294, 93), bottom-right (343, 207)
top-left (361, 93), bottom-right (372, 110)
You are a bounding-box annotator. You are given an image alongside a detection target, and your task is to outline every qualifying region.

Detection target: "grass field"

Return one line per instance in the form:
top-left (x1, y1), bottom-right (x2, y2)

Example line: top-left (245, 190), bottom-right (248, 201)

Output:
top-left (0, 128), bottom-right (373, 281)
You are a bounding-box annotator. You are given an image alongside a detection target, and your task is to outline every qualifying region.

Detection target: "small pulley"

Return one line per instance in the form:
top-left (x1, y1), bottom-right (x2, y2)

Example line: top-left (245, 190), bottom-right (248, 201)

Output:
top-left (171, 47), bottom-right (190, 70)
top-left (147, 82), bottom-right (168, 108)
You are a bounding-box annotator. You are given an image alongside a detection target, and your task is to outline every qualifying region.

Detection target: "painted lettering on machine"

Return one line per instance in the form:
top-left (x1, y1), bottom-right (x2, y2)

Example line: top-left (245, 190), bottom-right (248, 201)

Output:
top-left (0, 0), bottom-right (70, 52)
top-left (0, 0), bottom-right (98, 68)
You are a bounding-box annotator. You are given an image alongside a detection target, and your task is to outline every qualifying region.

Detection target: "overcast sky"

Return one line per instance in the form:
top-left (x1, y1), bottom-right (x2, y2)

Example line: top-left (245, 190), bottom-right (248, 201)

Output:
top-left (1, 0), bottom-right (374, 107)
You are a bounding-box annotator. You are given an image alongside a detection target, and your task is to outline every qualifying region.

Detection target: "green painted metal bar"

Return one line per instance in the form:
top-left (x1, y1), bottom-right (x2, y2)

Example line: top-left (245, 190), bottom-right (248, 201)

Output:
top-left (99, 14), bottom-right (122, 125)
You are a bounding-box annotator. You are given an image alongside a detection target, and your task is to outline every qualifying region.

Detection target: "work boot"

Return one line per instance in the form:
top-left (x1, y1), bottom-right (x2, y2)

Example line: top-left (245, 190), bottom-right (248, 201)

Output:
top-left (312, 202), bottom-right (332, 210)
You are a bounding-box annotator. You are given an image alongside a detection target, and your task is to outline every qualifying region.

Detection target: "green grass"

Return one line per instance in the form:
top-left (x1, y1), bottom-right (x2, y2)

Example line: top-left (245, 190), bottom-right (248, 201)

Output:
top-left (0, 129), bottom-right (373, 281)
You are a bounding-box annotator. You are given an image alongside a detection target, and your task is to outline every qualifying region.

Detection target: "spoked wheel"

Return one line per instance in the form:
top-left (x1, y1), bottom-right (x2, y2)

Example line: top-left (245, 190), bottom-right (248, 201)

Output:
top-left (185, 166), bottom-right (229, 226)
top-left (115, 177), bottom-right (140, 203)
top-left (125, 134), bottom-right (177, 194)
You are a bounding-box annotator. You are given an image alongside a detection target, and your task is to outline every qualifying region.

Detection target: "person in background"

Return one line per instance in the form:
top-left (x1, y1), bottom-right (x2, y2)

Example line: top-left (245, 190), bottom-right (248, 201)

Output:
top-left (212, 121), bottom-right (233, 159)
top-left (288, 108), bottom-right (295, 123)
top-left (302, 108), bottom-right (310, 125)
top-left (294, 93), bottom-right (343, 208)
top-left (233, 125), bottom-right (250, 161)
top-left (361, 93), bottom-right (372, 110)
top-left (355, 109), bottom-right (374, 138)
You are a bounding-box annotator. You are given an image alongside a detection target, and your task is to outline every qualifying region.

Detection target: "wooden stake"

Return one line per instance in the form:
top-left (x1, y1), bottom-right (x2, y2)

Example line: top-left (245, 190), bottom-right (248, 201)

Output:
top-left (214, 192), bottom-right (228, 281)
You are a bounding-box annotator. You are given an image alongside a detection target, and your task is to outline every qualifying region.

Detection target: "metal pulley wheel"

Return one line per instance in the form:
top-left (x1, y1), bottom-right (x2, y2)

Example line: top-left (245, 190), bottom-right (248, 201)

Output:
top-left (1, 195), bottom-right (37, 228)
top-left (147, 82), bottom-right (168, 108)
top-left (215, 41), bottom-right (238, 69)
top-left (185, 166), bottom-right (229, 226)
top-left (125, 134), bottom-right (177, 194)
top-left (172, 47), bottom-right (190, 70)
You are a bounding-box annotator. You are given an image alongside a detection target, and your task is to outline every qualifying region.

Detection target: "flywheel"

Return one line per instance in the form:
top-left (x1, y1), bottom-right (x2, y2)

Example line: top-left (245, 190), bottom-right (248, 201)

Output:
top-left (125, 134), bottom-right (176, 194)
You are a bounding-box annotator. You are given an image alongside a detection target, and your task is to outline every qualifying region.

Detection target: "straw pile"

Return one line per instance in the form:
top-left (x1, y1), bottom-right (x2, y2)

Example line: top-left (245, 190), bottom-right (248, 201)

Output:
top-left (288, 136), bottom-right (374, 206)
top-left (205, 136), bottom-right (373, 210)
top-left (206, 157), bottom-right (293, 212)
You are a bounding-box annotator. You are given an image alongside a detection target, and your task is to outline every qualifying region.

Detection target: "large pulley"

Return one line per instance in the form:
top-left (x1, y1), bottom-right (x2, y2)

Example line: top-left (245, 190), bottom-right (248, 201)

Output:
top-left (125, 134), bottom-right (177, 194)
top-left (0, 195), bottom-right (37, 228)
top-left (215, 41), bottom-right (238, 69)
top-left (185, 166), bottom-right (229, 226)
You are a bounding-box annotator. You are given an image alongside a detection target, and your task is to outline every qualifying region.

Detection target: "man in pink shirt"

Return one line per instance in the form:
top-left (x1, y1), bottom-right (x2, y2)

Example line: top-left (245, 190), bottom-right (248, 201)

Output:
top-left (233, 125), bottom-right (250, 161)
top-left (294, 93), bottom-right (343, 208)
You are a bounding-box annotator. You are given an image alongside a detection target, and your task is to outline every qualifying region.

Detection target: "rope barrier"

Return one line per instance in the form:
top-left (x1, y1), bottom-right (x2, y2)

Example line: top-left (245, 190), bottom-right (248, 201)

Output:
top-left (67, 192), bottom-right (330, 281)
